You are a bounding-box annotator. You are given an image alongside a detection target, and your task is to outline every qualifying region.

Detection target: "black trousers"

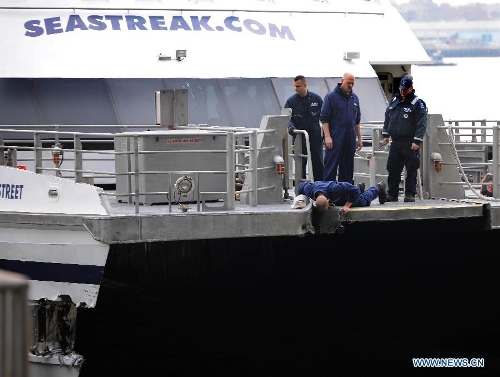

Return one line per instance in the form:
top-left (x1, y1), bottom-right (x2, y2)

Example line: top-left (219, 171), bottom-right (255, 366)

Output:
top-left (386, 140), bottom-right (420, 197)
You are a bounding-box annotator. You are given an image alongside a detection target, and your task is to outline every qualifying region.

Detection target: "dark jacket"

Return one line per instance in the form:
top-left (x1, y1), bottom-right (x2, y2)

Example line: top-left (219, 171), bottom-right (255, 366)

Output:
top-left (319, 84), bottom-right (360, 131)
top-left (284, 91), bottom-right (323, 132)
top-left (382, 91), bottom-right (428, 145)
top-left (297, 180), bottom-right (360, 206)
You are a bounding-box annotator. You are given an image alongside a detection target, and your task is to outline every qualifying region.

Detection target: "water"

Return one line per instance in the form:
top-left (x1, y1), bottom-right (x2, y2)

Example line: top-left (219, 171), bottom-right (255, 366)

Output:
top-left (76, 231), bottom-right (500, 376)
top-left (412, 57), bottom-right (500, 121)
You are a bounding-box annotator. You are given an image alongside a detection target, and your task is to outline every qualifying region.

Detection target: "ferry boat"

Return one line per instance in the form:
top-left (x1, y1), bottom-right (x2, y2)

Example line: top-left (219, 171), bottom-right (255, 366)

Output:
top-left (1, 1), bottom-right (499, 376)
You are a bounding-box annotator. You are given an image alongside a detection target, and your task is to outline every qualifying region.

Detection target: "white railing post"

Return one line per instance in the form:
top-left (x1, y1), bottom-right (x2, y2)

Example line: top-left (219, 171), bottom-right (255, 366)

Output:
top-left (74, 134), bottom-right (83, 183)
top-left (248, 130), bottom-right (258, 207)
top-left (226, 131), bottom-right (236, 210)
top-left (493, 123), bottom-right (500, 198)
top-left (133, 135), bottom-right (140, 214)
top-left (34, 132), bottom-right (43, 174)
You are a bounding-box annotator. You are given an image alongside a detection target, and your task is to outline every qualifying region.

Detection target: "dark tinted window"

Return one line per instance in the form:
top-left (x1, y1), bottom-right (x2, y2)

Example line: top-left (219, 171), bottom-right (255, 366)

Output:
top-left (0, 79), bottom-right (43, 125)
top-left (108, 78), bottom-right (165, 125)
top-left (34, 78), bottom-right (118, 125)
top-left (0, 77), bottom-right (385, 130)
top-left (163, 78), bottom-right (230, 127)
top-left (218, 78), bottom-right (281, 128)
top-left (272, 77), bottom-right (330, 108)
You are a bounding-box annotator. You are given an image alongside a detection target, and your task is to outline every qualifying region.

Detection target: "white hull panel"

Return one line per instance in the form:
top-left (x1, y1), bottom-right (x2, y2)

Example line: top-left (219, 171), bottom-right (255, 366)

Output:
top-left (0, 0), bottom-right (430, 79)
top-left (0, 227), bottom-right (109, 307)
top-left (0, 166), bottom-right (110, 215)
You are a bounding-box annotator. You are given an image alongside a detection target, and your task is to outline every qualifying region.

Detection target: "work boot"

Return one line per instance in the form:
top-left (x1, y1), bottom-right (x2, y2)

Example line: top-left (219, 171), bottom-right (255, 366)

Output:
top-left (357, 182), bottom-right (365, 194)
top-left (404, 195), bottom-right (415, 202)
top-left (376, 182), bottom-right (387, 204)
top-left (386, 195), bottom-right (399, 202)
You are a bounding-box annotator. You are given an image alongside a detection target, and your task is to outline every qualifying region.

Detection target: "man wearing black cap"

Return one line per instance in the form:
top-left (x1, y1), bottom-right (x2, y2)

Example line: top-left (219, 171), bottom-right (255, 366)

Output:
top-left (381, 76), bottom-right (428, 202)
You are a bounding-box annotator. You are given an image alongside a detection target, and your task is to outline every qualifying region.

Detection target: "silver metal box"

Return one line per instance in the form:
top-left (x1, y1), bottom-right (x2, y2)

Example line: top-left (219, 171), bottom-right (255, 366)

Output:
top-left (114, 130), bottom-right (227, 205)
top-left (155, 89), bottom-right (188, 128)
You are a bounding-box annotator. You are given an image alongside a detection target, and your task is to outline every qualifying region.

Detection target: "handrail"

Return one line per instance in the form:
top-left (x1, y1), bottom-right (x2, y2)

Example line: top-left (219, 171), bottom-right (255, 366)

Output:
top-left (3, 118), bottom-right (500, 207)
top-left (358, 118), bottom-right (500, 200)
top-left (0, 124), bottom-right (290, 213)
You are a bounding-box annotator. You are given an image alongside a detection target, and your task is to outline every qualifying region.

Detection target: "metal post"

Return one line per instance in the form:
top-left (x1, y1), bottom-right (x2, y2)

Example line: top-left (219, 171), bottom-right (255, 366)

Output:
top-left (0, 133), bottom-right (4, 166)
top-left (248, 130), bottom-right (258, 207)
top-left (493, 123), bottom-right (499, 198)
top-left (281, 108), bottom-right (292, 196)
top-left (0, 269), bottom-right (29, 377)
top-left (370, 128), bottom-right (379, 187)
top-left (74, 134), bottom-right (83, 183)
top-left (34, 133), bottom-right (43, 174)
top-left (134, 135), bottom-right (140, 214)
top-left (226, 131), bottom-right (236, 210)
top-left (294, 133), bottom-right (304, 186)
top-left (126, 136), bottom-right (133, 204)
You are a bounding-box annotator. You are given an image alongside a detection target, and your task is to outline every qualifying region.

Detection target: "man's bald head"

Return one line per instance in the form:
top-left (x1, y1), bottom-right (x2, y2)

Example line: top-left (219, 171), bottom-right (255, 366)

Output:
top-left (314, 194), bottom-right (329, 212)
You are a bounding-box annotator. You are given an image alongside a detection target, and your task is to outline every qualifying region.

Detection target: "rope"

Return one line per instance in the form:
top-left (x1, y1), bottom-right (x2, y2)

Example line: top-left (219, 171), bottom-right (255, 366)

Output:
top-left (332, 207), bottom-right (346, 234)
top-left (445, 121), bottom-right (500, 202)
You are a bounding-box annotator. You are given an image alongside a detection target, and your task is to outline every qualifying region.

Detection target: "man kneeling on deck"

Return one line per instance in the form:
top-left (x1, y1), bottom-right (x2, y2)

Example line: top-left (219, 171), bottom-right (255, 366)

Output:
top-left (480, 172), bottom-right (494, 197)
top-left (297, 180), bottom-right (387, 214)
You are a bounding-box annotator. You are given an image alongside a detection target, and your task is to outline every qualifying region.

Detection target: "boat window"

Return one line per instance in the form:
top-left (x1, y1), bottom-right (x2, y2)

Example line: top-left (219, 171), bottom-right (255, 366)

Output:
top-left (217, 78), bottom-right (281, 128)
top-left (33, 78), bottom-right (119, 126)
top-left (0, 79), bottom-right (44, 125)
top-left (0, 77), bottom-right (387, 131)
top-left (163, 78), bottom-right (230, 127)
top-left (108, 78), bottom-right (165, 125)
top-left (272, 78), bottom-right (329, 108)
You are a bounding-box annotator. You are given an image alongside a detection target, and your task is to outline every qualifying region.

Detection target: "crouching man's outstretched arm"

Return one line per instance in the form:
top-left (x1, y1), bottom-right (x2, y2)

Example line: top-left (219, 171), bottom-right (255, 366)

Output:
top-left (341, 202), bottom-right (353, 214)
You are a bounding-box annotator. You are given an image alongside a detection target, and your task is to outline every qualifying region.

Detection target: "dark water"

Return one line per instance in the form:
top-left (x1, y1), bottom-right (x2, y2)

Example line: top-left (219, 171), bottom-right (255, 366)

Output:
top-left (76, 230), bottom-right (500, 376)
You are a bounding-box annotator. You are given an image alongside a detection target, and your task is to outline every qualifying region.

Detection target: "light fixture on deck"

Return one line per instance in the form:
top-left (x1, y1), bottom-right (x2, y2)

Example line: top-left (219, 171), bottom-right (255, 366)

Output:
top-left (431, 152), bottom-right (442, 172)
top-left (273, 155), bottom-right (285, 175)
top-left (175, 175), bottom-right (194, 196)
top-left (366, 152), bottom-right (372, 167)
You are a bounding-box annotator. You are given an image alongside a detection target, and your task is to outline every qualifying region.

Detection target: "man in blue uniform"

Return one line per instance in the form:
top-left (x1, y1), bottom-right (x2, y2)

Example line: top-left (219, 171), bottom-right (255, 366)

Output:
top-left (298, 180), bottom-right (387, 214)
top-left (382, 77), bottom-right (428, 202)
top-left (320, 72), bottom-right (362, 184)
top-left (285, 75), bottom-right (324, 181)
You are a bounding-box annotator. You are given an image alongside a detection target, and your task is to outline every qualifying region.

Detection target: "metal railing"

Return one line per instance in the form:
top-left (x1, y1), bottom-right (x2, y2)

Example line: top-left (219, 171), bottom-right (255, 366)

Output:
top-left (3, 116), bottom-right (500, 210)
top-left (0, 123), bottom-right (293, 214)
top-left (356, 117), bottom-right (500, 200)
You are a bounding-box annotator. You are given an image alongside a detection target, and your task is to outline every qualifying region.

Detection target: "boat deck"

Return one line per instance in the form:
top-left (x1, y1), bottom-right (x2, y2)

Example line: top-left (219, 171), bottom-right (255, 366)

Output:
top-left (6, 192), bottom-right (492, 244)
top-left (91, 193), bottom-right (492, 241)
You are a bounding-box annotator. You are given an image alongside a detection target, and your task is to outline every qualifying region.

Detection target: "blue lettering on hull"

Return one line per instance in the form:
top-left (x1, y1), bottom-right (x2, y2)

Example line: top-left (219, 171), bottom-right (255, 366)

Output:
top-left (23, 14), bottom-right (295, 40)
top-left (0, 183), bottom-right (24, 199)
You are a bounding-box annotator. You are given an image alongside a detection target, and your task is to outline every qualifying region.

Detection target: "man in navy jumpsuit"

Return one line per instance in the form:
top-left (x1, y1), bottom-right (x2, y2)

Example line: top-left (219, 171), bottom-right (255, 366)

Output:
top-left (382, 77), bottom-right (427, 202)
top-left (320, 72), bottom-right (362, 184)
top-left (298, 180), bottom-right (387, 214)
top-left (285, 75), bottom-right (324, 181)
